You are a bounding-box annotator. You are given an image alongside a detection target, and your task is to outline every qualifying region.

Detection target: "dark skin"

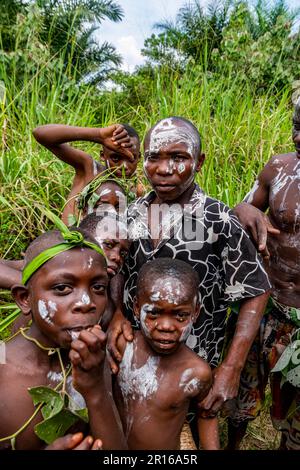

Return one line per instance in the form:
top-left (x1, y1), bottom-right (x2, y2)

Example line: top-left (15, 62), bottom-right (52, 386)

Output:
top-left (229, 148), bottom-right (300, 449)
top-left (107, 119), bottom-right (270, 416)
top-left (82, 181), bottom-right (127, 219)
top-left (32, 124), bottom-right (141, 224)
top-left (113, 276), bottom-right (215, 450)
top-left (0, 247), bottom-right (126, 450)
top-left (234, 151), bottom-right (300, 307)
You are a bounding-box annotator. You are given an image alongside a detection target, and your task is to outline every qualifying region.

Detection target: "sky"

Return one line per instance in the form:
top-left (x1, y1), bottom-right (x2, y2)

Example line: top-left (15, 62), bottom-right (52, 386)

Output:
top-left (96, 0), bottom-right (300, 72)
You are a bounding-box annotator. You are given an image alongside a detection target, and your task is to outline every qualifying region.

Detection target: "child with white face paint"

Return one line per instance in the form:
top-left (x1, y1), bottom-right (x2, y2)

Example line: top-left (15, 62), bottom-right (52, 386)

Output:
top-left (113, 258), bottom-right (218, 450)
top-left (0, 228), bottom-right (127, 450)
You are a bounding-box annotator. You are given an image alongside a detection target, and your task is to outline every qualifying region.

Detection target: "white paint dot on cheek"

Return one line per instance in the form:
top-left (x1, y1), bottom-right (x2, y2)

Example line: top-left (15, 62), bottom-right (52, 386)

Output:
top-left (180, 321), bottom-right (193, 342)
top-left (38, 300), bottom-right (52, 325)
top-left (48, 300), bottom-right (57, 318)
top-left (178, 163), bottom-right (185, 174)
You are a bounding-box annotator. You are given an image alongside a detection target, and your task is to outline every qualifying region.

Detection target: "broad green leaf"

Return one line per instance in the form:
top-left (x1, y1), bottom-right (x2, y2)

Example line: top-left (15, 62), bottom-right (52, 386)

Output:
top-left (41, 394), bottom-right (64, 420)
top-left (28, 386), bottom-right (61, 406)
top-left (70, 407), bottom-right (89, 423)
top-left (34, 409), bottom-right (78, 445)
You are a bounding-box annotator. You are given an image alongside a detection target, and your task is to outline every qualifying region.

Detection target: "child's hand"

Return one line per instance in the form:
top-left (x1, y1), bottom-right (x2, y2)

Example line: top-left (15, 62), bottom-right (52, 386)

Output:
top-left (45, 432), bottom-right (102, 450)
top-left (69, 325), bottom-right (106, 397)
top-left (99, 124), bottom-right (134, 161)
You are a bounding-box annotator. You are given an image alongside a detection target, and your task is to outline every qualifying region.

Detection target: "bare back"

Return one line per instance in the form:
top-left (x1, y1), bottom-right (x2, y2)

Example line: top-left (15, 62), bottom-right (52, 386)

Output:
top-left (114, 332), bottom-right (211, 450)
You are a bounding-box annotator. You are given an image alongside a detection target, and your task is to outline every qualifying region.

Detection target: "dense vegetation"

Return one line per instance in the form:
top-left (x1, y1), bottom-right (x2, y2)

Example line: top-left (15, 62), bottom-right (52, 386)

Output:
top-left (0, 0), bottom-right (299, 260)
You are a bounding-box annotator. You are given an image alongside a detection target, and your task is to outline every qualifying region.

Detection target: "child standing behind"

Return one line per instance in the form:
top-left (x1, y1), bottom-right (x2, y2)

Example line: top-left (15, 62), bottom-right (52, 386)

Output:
top-left (113, 258), bottom-right (219, 450)
top-left (33, 123), bottom-right (141, 224)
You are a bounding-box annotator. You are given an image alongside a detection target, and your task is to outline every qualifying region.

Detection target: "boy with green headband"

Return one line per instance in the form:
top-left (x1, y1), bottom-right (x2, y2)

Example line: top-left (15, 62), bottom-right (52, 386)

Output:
top-left (0, 228), bottom-right (126, 450)
top-left (33, 123), bottom-right (142, 225)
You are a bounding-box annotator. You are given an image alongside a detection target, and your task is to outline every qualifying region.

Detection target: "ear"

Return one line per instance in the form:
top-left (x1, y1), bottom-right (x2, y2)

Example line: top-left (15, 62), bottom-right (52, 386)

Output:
top-left (11, 284), bottom-right (31, 316)
top-left (133, 296), bottom-right (140, 321)
top-left (192, 302), bottom-right (200, 323)
top-left (195, 153), bottom-right (205, 173)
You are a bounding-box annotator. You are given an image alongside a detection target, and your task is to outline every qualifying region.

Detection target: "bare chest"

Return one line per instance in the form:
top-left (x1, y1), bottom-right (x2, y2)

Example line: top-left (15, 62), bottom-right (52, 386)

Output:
top-left (269, 161), bottom-right (300, 231)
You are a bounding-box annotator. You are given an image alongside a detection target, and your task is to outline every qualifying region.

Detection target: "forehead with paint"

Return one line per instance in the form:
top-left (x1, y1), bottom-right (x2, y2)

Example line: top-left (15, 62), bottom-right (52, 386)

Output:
top-left (144, 117), bottom-right (201, 160)
top-left (94, 181), bottom-right (126, 212)
top-left (137, 258), bottom-right (199, 306)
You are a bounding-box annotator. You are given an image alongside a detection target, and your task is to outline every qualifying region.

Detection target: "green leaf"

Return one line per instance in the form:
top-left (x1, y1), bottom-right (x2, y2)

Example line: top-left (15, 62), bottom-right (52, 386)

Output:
top-left (28, 386), bottom-right (62, 406)
top-left (70, 407), bottom-right (89, 423)
top-left (34, 409), bottom-right (78, 445)
top-left (41, 395), bottom-right (64, 420)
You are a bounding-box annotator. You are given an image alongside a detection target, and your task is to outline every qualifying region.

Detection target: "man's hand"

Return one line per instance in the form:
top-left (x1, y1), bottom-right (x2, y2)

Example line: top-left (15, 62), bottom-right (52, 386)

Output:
top-left (69, 325), bottom-right (106, 397)
top-left (106, 310), bottom-right (133, 374)
top-left (45, 432), bottom-right (102, 450)
top-left (198, 363), bottom-right (241, 418)
top-left (233, 202), bottom-right (280, 258)
top-left (99, 125), bottom-right (134, 161)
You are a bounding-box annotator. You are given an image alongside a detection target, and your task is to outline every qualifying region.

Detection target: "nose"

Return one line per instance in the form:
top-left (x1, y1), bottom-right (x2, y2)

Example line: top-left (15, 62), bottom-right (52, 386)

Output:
top-left (156, 317), bottom-right (176, 332)
top-left (109, 248), bottom-right (121, 266)
top-left (72, 292), bottom-right (96, 314)
top-left (156, 159), bottom-right (174, 176)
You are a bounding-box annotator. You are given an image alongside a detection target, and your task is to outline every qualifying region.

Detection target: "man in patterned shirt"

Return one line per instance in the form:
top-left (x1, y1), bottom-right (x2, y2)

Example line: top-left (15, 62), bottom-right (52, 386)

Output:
top-left (107, 117), bottom-right (271, 434)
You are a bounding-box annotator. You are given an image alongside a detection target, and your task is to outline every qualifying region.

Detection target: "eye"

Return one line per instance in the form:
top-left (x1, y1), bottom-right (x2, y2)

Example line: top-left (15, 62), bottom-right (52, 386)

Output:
top-left (147, 154), bottom-right (159, 161)
top-left (52, 284), bottom-right (72, 295)
top-left (103, 241), bottom-right (114, 249)
top-left (92, 283), bottom-right (107, 294)
top-left (176, 312), bottom-right (190, 322)
top-left (147, 312), bottom-right (159, 319)
top-left (173, 155), bottom-right (186, 162)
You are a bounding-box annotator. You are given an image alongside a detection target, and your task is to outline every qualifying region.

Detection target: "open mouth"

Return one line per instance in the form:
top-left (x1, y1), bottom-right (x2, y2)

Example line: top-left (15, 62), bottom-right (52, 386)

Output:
top-left (153, 338), bottom-right (176, 349)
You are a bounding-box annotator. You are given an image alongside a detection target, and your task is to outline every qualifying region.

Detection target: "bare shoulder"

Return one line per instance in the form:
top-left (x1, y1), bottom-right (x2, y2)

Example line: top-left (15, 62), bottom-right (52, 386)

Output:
top-left (179, 346), bottom-right (212, 389)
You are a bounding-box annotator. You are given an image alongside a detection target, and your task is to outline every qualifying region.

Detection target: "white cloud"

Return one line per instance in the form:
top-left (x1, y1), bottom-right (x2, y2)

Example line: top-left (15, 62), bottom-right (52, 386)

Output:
top-left (117, 35), bottom-right (144, 72)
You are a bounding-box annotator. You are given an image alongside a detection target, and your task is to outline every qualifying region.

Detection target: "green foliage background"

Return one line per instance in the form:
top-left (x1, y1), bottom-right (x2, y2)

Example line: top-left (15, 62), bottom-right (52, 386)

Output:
top-left (0, 0), bottom-right (299, 260)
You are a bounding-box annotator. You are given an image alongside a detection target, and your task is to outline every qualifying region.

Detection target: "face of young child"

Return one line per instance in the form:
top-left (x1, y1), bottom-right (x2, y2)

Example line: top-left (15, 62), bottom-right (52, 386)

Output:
top-left (27, 248), bottom-right (109, 348)
top-left (102, 136), bottom-right (140, 178)
top-left (143, 120), bottom-right (202, 202)
top-left (135, 276), bottom-right (199, 355)
top-left (85, 182), bottom-right (126, 216)
top-left (99, 238), bottom-right (130, 278)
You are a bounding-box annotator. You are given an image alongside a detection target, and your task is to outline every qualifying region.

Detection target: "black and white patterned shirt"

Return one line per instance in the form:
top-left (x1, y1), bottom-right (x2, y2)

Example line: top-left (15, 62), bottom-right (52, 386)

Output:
top-left (123, 184), bottom-right (271, 367)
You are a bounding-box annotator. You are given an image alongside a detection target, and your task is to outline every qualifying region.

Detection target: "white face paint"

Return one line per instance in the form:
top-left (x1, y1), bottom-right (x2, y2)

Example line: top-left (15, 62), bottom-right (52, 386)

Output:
top-left (150, 276), bottom-right (182, 305)
top-left (38, 300), bottom-right (53, 325)
top-left (148, 118), bottom-right (198, 158)
top-left (139, 303), bottom-right (155, 338)
top-left (47, 371), bottom-right (63, 382)
top-left (99, 188), bottom-right (111, 197)
top-left (177, 162), bottom-right (185, 174)
top-left (81, 293), bottom-right (90, 305)
top-left (179, 321), bottom-right (193, 342)
top-left (48, 300), bottom-right (57, 318)
top-left (87, 256), bottom-right (93, 269)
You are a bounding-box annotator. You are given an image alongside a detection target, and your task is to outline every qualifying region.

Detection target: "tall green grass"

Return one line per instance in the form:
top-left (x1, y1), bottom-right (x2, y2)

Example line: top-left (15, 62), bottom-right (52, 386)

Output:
top-left (0, 60), bottom-right (293, 259)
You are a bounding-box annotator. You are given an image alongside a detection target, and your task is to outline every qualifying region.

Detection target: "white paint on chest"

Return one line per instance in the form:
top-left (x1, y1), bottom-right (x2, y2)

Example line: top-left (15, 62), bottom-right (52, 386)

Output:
top-left (118, 341), bottom-right (160, 403)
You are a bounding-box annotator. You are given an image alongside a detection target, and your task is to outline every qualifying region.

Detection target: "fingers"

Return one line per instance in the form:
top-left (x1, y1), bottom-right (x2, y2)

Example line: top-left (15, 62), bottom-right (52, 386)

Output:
top-left (73, 436), bottom-right (94, 450)
top-left (69, 326), bottom-right (106, 368)
top-left (106, 347), bottom-right (119, 375)
top-left (122, 320), bottom-right (134, 342)
top-left (91, 439), bottom-right (103, 450)
top-left (256, 219), bottom-right (267, 253)
top-left (45, 432), bottom-right (84, 450)
top-left (107, 326), bottom-right (123, 363)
